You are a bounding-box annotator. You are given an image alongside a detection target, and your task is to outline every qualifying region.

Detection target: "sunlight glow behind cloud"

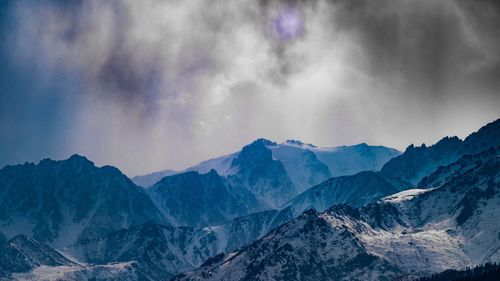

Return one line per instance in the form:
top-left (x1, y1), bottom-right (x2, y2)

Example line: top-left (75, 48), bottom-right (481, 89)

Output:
top-left (0, 0), bottom-right (499, 175)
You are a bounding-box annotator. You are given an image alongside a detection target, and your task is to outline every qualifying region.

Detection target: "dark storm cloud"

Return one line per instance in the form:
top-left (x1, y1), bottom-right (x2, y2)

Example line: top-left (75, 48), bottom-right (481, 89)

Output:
top-left (0, 0), bottom-right (499, 175)
top-left (326, 0), bottom-right (499, 98)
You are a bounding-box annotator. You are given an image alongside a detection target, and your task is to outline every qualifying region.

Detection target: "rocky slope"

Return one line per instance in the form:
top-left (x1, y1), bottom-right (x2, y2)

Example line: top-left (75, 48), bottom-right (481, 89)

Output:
top-left (380, 119), bottom-right (500, 189)
top-left (0, 155), bottom-right (165, 247)
top-left (61, 208), bottom-right (295, 280)
top-left (2, 120), bottom-right (499, 280)
top-left (226, 139), bottom-right (298, 208)
top-left (0, 235), bottom-right (75, 277)
top-left (147, 170), bottom-right (265, 227)
top-left (175, 147), bottom-right (500, 280)
top-left (282, 171), bottom-right (400, 216)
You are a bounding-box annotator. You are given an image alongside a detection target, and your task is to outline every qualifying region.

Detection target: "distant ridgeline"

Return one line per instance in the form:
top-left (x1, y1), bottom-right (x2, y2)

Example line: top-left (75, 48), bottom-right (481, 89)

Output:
top-left (0, 118), bottom-right (499, 280)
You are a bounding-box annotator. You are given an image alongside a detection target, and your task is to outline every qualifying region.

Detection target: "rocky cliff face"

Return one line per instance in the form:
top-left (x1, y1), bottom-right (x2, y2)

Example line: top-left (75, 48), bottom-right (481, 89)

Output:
top-left (0, 155), bottom-right (165, 247)
top-left (380, 119), bottom-right (500, 189)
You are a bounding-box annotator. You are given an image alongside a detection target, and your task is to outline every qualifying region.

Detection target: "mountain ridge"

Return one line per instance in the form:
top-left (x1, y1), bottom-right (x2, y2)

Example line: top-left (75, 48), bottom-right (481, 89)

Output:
top-left (175, 146), bottom-right (500, 280)
top-left (132, 140), bottom-right (401, 188)
top-left (0, 154), bottom-right (166, 248)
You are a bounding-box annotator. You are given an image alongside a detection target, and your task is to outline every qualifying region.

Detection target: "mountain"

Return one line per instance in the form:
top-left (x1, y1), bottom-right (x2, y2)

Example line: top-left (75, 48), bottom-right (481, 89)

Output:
top-left (0, 155), bottom-right (165, 247)
top-left (174, 208), bottom-right (403, 281)
top-left (0, 235), bottom-right (75, 276)
top-left (64, 223), bottom-right (219, 280)
top-left (186, 153), bottom-right (238, 176)
top-left (3, 120), bottom-right (499, 280)
top-left (131, 154), bottom-right (238, 188)
top-left (461, 119), bottom-right (500, 154)
top-left (175, 147), bottom-right (500, 280)
top-left (226, 139), bottom-right (298, 208)
top-left (131, 138), bottom-right (400, 231)
top-left (134, 139), bottom-right (400, 216)
top-left (166, 139), bottom-right (399, 209)
top-left (282, 119), bottom-right (500, 215)
top-left (380, 119), bottom-right (500, 189)
top-left (380, 136), bottom-right (463, 189)
top-left (283, 171), bottom-right (400, 216)
top-left (131, 169), bottom-right (178, 189)
top-left (54, 208), bottom-right (295, 280)
top-left (302, 142), bottom-right (401, 178)
top-left (0, 235), bottom-right (152, 281)
top-left (147, 170), bottom-right (266, 227)
top-left (133, 139), bottom-right (400, 189)
top-left (418, 146), bottom-right (500, 189)
top-left (266, 141), bottom-right (332, 193)
top-left (209, 207), bottom-right (295, 252)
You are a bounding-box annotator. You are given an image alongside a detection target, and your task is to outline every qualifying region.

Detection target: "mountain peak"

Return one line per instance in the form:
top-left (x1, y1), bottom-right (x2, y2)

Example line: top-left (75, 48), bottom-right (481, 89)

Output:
top-left (462, 118), bottom-right (500, 152)
top-left (38, 154), bottom-right (94, 168)
top-left (434, 135), bottom-right (462, 147)
top-left (252, 138), bottom-right (277, 147)
top-left (68, 154), bottom-right (90, 162)
top-left (64, 154), bottom-right (96, 171)
top-left (283, 139), bottom-right (317, 148)
top-left (355, 142), bottom-right (369, 147)
top-left (208, 168), bottom-right (219, 176)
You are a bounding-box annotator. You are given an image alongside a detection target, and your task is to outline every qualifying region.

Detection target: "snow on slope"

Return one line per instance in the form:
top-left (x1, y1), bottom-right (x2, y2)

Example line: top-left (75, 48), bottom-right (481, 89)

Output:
top-left (0, 235), bottom-right (75, 277)
top-left (174, 147), bottom-right (500, 281)
top-left (186, 153), bottom-right (239, 176)
top-left (133, 139), bottom-right (400, 189)
top-left (57, 208), bottom-right (295, 280)
top-left (131, 169), bottom-right (178, 188)
top-left (382, 188), bottom-right (434, 203)
top-left (11, 262), bottom-right (149, 281)
top-left (267, 141), bottom-right (332, 193)
top-left (309, 142), bottom-right (401, 176)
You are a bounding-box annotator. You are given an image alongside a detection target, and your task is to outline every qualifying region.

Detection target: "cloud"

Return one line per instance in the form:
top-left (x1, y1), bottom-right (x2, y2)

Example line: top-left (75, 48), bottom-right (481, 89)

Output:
top-left (0, 0), bottom-right (499, 175)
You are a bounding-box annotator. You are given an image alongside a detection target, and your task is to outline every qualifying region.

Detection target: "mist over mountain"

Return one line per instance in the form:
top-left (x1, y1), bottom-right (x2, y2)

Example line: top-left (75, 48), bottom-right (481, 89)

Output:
top-left (0, 1), bottom-right (499, 279)
top-left (133, 140), bottom-right (400, 189)
top-left (0, 118), bottom-right (498, 281)
top-left (147, 170), bottom-right (266, 227)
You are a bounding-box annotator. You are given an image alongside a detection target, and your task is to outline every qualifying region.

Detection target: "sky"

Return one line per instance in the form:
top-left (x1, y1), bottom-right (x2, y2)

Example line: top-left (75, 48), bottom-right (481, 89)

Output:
top-left (0, 0), bottom-right (499, 176)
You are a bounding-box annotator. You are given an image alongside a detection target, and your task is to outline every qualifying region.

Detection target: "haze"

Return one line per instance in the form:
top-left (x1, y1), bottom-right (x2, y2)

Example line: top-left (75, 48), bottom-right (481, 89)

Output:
top-left (0, 0), bottom-right (499, 176)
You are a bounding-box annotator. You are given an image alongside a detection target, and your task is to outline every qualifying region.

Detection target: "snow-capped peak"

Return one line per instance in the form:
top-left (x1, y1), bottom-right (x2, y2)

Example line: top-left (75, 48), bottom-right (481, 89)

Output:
top-left (279, 139), bottom-right (317, 148)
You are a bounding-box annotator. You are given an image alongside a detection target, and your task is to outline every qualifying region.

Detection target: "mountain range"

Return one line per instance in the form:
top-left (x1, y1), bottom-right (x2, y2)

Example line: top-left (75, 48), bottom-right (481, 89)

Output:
top-left (138, 139), bottom-right (401, 228)
top-left (0, 118), bottom-right (499, 280)
top-left (175, 146), bottom-right (500, 280)
top-left (132, 140), bottom-right (401, 190)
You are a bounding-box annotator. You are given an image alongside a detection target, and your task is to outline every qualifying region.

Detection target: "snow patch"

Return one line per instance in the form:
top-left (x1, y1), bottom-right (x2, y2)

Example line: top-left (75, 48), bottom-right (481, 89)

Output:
top-left (382, 188), bottom-right (434, 203)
